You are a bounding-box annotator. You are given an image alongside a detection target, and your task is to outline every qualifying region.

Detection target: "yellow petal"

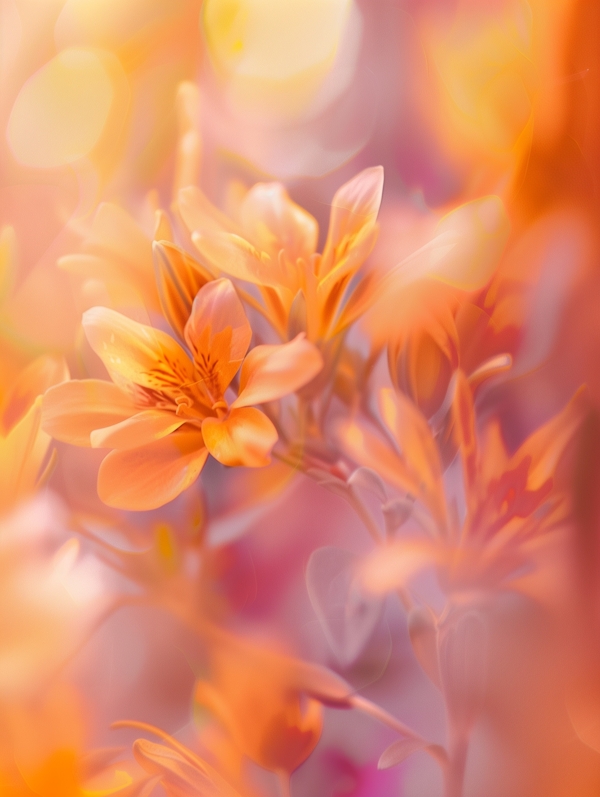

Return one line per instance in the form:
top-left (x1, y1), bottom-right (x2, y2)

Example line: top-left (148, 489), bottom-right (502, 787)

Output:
top-left (42, 379), bottom-right (136, 446)
top-left (233, 334), bottom-right (323, 408)
top-left (240, 182), bottom-right (318, 264)
top-left (97, 430), bottom-right (207, 510)
top-left (316, 220), bottom-right (379, 335)
top-left (320, 166), bottom-right (384, 276)
top-left (202, 408), bottom-right (277, 467)
top-left (83, 307), bottom-right (194, 393)
top-left (91, 410), bottom-right (185, 449)
top-left (192, 230), bottom-right (288, 288)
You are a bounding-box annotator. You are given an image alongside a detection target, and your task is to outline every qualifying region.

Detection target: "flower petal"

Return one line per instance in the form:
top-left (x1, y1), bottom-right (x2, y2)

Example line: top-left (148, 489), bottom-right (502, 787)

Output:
top-left (451, 370), bottom-right (478, 503)
top-left (359, 539), bottom-right (443, 594)
top-left (0, 396), bottom-right (50, 509)
top-left (58, 253), bottom-right (159, 310)
top-left (91, 410), bottom-right (184, 449)
top-left (336, 417), bottom-right (421, 498)
top-left (233, 334), bottom-right (323, 409)
top-left (185, 279), bottom-right (252, 397)
top-left (85, 202), bottom-right (152, 275)
top-left (178, 185), bottom-right (240, 236)
top-left (152, 240), bottom-right (213, 341)
top-left (513, 385), bottom-right (587, 490)
top-left (192, 230), bottom-right (288, 288)
top-left (82, 307), bottom-right (194, 393)
top-left (240, 182), bottom-right (318, 264)
top-left (320, 166), bottom-right (384, 277)
top-left (379, 388), bottom-right (444, 511)
top-left (2, 354), bottom-right (69, 432)
top-left (426, 196), bottom-right (510, 291)
top-left (42, 379), bottom-right (136, 446)
top-left (97, 429), bottom-right (207, 510)
top-left (377, 197), bottom-right (509, 294)
top-left (133, 739), bottom-right (241, 797)
top-left (202, 408), bottom-right (277, 467)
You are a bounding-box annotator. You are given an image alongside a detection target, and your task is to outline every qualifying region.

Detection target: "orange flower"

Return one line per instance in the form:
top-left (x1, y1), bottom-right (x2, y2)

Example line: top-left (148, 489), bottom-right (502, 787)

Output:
top-left (194, 638), bottom-right (324, 776)
top-left (178, 167), bottom-right (384, 342)
top-left (115, 637), bottom-right (360, 792)
top-left (42, 279), bottom-right (323, 510)
top-left (387, 298), bottom-right (514, 420)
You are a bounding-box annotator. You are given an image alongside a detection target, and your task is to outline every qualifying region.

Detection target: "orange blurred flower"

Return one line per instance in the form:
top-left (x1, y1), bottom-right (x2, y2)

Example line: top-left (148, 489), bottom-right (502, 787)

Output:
top-left (341, 374), bottom-right (586, 597)
top-left (195, 639), bottom-right (323, 777)
top-left (0, 355), bottom-right (69, 516)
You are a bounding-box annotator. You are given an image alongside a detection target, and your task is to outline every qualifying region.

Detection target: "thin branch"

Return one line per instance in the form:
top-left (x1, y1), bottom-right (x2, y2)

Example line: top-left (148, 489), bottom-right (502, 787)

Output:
top-left (277, 771), bottom-right (292, 797)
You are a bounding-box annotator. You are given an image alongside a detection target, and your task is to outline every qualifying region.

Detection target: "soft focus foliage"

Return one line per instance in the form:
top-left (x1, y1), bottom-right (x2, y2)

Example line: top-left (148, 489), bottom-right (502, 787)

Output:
top-left (2, 1), bottom-right (600, 796)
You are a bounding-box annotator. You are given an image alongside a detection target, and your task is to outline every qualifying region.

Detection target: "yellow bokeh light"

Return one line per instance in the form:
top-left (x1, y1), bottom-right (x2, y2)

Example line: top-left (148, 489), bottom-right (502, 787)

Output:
top-left (203, 0), bottom-right (352, 118)
top-left (7, 48), bottom-right (115, 168)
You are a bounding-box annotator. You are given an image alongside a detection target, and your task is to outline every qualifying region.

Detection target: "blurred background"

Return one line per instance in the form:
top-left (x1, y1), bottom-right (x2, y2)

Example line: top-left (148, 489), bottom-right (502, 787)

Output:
top-left (2, 2), bottom-right (600, 796)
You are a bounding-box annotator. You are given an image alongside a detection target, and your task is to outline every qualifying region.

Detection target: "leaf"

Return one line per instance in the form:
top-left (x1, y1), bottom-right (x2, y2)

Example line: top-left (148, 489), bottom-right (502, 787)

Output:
top-left (378, 738), bottom-right (429, 769)
top-left (348, 467), bottom-right (387, 502)
top-left (382, 497), bottom-right (414, 536)
top-left (306, 547), bottom-right (383, 666)
top-left (286, 658), bottom-right (354, 708)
